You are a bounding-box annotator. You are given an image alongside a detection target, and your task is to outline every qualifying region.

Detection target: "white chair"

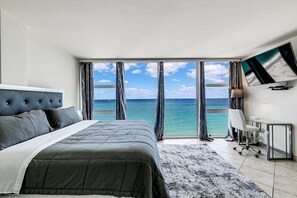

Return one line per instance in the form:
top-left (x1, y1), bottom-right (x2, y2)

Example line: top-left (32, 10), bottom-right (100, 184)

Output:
top-left (228, 109), bottom-right (261, 157)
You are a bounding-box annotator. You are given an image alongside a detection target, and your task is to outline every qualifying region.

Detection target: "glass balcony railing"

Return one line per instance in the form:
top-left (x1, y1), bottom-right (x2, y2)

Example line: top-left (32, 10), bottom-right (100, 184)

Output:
top-left (207, 111), bottom-right (228, 137)
top-left (164, 99), bottom-right (197, 137)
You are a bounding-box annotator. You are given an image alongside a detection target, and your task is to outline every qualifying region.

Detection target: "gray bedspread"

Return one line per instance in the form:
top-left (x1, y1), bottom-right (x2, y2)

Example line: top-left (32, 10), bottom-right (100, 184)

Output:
top-left (20, 120), bottom-right (170, 198)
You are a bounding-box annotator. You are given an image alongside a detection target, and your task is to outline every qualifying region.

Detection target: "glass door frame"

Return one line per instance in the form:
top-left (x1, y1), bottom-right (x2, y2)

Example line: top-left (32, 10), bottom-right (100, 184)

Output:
top-left (163, 62), bottom-right (198, 139)
top-left (203, 61), bottom-right (229, 138)
top-left (92, 61), bottom-right (117, 119)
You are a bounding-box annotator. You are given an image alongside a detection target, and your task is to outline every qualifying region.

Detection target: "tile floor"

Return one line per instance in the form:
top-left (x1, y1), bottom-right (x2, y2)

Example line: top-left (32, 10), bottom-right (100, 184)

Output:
top-left (158, 138), bottom-right (297, 198)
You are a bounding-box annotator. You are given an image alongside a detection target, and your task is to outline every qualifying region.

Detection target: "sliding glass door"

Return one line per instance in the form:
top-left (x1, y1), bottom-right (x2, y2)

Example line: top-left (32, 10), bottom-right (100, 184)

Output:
top-left (164, 62), bottom-right (197, 137)
top-left (124, 62), bottom-right (157, 127)
top-left (93, 62), bottom-right (116, 120)
top-left (93, 62), bottom-right (158, 127)
top-left (204, 62), bottom-right (229, 137)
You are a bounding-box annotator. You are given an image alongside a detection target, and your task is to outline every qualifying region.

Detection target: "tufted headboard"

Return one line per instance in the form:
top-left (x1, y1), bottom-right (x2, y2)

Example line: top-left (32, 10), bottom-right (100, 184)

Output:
top-left (0, 84), bottom-right (63, 116)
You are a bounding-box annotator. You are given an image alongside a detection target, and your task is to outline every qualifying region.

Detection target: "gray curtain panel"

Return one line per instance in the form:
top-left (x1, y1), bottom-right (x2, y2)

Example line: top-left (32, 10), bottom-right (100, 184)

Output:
top-left (198, 62), bottom-right (213, 141)
top-left (154, 62), bottom-right (165, 141)
top-left (80, 62), bottom-right (94, 120)
top-left (116, 62), bottom-right (127, 120)
top-left (225, 61), bottom-right (244, 141)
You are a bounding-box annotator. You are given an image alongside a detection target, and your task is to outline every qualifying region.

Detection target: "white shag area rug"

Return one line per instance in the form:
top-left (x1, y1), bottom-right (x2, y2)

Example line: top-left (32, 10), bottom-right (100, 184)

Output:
top-left (158, 144), bottom-right (270, 198)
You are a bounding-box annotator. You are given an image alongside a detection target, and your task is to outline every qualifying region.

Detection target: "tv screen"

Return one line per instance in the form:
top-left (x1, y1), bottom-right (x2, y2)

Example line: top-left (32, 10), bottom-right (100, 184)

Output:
top-left (242, 43), bottom-right (297, 86)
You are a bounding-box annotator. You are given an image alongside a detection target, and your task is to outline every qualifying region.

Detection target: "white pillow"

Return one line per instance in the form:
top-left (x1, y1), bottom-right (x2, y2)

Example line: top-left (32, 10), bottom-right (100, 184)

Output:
top-left (76, 110), bottom-right (83, 120)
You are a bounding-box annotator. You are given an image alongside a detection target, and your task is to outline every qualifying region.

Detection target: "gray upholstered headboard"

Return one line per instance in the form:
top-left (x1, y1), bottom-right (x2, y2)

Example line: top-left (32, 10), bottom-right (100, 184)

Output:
top-left (0, 84), bottom-right (63, 116)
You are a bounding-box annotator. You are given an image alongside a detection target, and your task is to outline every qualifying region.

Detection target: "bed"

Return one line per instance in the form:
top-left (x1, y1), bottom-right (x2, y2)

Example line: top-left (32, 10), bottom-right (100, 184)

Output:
top-left (0, 85), bottom-right (170, 198)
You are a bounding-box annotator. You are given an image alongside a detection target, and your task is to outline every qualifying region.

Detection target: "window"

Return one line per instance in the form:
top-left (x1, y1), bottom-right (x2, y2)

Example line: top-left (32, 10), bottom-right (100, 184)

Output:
top-left (93, 62), bottom-right (116, 120)
top-left (124, 62), bottom-right (157, 127)
top-left (164, 62), bottom-right (197, 137)
top-left (204, 62), bottom-right (229, 137)
top-left (92, 60), bottom-right (230, 138)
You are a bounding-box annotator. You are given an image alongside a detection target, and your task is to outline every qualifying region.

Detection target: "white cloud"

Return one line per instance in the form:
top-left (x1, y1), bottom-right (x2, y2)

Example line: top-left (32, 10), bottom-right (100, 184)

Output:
top-left (125, 88), bottom-right (157, 99)
top-left (109, 63), bottom-right (137, 74)
top-left (124, 63), bottom-right (137, 71)
top-left (110, 64), bottom-right (116, 74)
top-left (165, 85), bottom-right (196, 98)
top-left (93, 63), bottom-right (110, 73)
top-left (98, 79), bottom-right (111, 83)
top-left (145, 63), bottom-right (158, 78)
top-left (186, 63), bottom-right (229, 83)
top-left (172, 78), bottom-right (181, 82)
top-left (186, 69), bottom-right (196, 78)
top-left (146, 62), bottom-right (187, 78)
top-left (211, 78), bottom-right (224, 83)
top-left (178, 85), bottom-right (195, 92)
top-left (131, 69), bottom-right (142, 74)
top-left (204, 63), bottom-right (229, 83)
top-left (164, 62), bottom-right (187, 76)
top-left (125, 80), bottom-right (129, 84)
top-left (223, 74), bottom-right (229, 78)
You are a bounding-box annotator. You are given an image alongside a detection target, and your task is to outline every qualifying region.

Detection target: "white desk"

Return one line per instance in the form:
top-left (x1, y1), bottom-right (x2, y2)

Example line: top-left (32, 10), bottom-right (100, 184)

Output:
top-left (249, 117), bottom-right (293, 160)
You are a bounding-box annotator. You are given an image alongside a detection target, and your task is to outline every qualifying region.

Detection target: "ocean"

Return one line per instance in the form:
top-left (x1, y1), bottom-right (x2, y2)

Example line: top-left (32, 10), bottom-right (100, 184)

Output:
top-left (94, 98), bottom-right (228, 137)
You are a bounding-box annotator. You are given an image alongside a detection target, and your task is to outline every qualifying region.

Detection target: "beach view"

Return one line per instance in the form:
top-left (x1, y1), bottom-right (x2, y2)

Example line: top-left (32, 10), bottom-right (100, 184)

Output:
top-left (94, 98), bottom-right (228, 137)
top-left (93, 62), bottom-right (229, 137)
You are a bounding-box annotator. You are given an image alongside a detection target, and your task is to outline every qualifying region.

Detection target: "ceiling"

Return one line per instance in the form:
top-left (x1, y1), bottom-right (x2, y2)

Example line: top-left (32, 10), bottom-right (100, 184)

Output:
top-left (1, 0), bottom-right (297, 59)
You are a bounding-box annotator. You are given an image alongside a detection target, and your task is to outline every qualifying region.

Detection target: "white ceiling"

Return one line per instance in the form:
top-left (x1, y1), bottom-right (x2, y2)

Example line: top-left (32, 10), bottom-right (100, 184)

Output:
top-left (1, 0), bottom-right (297, 59)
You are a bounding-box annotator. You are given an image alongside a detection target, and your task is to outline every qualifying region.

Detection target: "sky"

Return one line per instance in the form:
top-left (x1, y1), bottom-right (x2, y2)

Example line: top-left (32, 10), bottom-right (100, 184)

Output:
top-left (93, 62), bottom-right (229, 99)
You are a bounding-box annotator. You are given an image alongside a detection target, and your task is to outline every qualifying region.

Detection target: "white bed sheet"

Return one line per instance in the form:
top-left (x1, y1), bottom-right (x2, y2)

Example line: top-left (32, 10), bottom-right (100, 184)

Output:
top-left (0, 120), bottom-right (97, 195)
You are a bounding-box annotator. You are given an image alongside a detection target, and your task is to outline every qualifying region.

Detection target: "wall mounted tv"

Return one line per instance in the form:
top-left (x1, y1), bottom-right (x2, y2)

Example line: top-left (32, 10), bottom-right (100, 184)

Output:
top-left (242, 42), bottom-right (297, 86)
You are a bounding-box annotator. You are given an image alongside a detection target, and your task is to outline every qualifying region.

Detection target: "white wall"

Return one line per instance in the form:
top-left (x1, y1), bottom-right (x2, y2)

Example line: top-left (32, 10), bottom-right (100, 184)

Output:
top-left (0, 9), bottom-right (79, 107)
top-left (26, 32), bottom-right (79, 108)
top-left (244, 35), bottom-right (297, 159)
top-left (0, 9), bottom-right (27, 85)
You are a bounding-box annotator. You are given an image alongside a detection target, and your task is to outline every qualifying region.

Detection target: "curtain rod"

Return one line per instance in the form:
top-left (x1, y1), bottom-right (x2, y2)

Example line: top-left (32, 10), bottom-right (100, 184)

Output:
top-left (78, 58), bottom-right (241, 63)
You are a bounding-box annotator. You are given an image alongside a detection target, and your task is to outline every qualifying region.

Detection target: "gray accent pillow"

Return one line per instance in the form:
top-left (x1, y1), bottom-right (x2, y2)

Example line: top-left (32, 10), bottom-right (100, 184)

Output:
top-left (0, 110), bottom-right (53, 150)
top-left (45, 106), bottom-right (82, 130)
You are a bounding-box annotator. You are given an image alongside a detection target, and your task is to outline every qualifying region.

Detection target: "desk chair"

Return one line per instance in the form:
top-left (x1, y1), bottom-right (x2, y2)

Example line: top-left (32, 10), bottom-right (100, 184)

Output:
top-left (228, 109), bottom-right (261, 158)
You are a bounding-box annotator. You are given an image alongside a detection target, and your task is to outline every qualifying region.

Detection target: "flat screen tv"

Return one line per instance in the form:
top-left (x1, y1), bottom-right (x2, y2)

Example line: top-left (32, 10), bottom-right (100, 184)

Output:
top-left (242, 42), bottom-right (297, 86)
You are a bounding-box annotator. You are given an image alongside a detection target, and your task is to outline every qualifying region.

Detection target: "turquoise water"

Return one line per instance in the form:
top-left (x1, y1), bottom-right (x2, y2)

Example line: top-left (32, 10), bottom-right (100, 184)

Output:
top-left (94, 98), bottom-right (228, 137)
